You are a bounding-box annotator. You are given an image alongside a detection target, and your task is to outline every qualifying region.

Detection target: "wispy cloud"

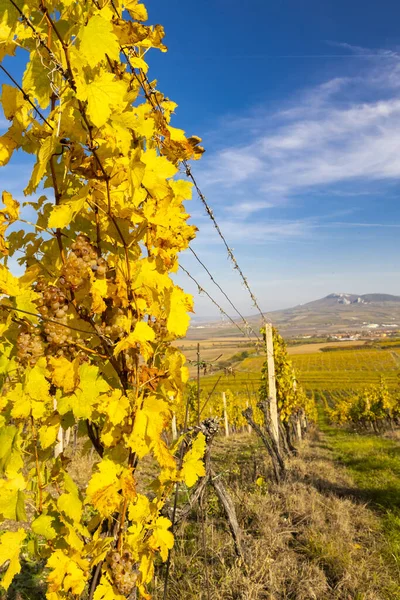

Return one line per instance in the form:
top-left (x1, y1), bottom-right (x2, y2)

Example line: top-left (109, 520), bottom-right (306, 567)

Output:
top-left (196, 49), bottom-right (400, 231)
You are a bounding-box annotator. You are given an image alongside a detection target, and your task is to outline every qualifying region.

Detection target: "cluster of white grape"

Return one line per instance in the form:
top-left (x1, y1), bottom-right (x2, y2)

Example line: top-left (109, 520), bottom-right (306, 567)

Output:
top-left (59, 234), bottom-right (107, 291)
top-left (109, 550), bottom-right (138, 595)
top-left (16, 329), bottom-right (44, 366)
top-left (152, 317), bottom-right (168, 339)
top-left (37, 285), bottom-right (71, 347)
top-left (100, 307), bottom-right (127, 340)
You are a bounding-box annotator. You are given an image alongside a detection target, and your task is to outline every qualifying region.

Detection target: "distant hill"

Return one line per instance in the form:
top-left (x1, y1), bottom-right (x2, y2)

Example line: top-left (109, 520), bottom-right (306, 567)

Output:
top-left (297, 293), bottom-right (400, 308)
top-left (187, 293), bottom-right (400, 338)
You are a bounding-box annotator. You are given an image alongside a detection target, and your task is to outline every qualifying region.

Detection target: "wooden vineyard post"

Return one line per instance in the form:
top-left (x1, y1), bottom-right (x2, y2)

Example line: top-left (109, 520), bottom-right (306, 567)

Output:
top-left (171, 413), bottom-right (178, 440)
top-left (246, 400), bottom-right (252, 433)
top-left (53, 398), bottom-right (64, 459)
top-left (222, 392), bottom-right (230, 437)
top-left (293, 370), bottom-right (302, 441)
top-left (197, 342), bottom-right (201, 425)
top-left (265, 322), bottom-right (280, 448)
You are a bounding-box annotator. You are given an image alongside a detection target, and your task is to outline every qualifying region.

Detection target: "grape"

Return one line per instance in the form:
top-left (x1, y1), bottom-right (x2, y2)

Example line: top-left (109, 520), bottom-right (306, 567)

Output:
top-left (109, 550), bottom-right (138, 595)
top-left (60, 235), bottom-right (108, 291)
top-left (17, 329), bottom-right (44, 366)
top-left (36, 285), bottom-right (72, 348)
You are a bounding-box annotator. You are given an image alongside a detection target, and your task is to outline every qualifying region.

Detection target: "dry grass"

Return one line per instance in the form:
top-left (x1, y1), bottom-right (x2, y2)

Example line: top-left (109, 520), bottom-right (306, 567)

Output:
top-left (6, 431), bottom-right (399, 599)
top-left (157, 431), bottom-right (400, 600)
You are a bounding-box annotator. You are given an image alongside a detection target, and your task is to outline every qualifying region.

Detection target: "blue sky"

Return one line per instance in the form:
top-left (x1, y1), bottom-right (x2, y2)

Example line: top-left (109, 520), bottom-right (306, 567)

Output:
top-left (2, 0), bottom-right (400, 318)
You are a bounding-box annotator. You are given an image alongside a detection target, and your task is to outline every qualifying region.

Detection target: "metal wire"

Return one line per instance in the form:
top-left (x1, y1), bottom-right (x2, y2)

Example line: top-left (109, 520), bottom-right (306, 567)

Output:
top-left (11, 0), bottom-right (269, 333)
top-left (189, 246), bottom-right (262, 340)
top-left (105, 28), bottom-right (270, 326)
top-left (179, 264), bottom-right (258, 344)
top-left (184, 163), bottom-right (269, 324)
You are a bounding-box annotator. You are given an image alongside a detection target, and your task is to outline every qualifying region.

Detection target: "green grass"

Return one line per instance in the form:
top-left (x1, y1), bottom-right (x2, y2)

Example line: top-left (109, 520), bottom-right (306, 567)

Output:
top-left (318, 409), bottom-right (400, 571)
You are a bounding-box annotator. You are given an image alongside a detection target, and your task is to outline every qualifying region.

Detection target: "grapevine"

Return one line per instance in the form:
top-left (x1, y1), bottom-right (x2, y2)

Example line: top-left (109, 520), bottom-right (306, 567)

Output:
top-left (259, 327), bottom-right (317, 426)
top-left (328, 377), bottom-right (400, 431)
top-left (0, 1), bottom-right (206, 598)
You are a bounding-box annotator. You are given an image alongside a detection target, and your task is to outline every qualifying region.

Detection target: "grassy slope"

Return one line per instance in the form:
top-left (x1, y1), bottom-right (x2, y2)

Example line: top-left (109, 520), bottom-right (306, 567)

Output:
top-left (319, 411), bottom-right (400, 574)
top-left (159, 431), bottom-right (400, 599)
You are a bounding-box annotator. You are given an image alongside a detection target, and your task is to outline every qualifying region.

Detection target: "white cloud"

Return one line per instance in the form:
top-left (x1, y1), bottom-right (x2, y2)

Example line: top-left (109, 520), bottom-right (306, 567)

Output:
top-left (198, 52), bottom-right (400, 207)
top-left (227, 200), bottom-right (275, 217)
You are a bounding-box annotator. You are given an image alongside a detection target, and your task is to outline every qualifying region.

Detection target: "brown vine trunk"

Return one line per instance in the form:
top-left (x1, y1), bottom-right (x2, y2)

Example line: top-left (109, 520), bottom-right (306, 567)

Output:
top-left (242, 407), bottom-right (285, 484)
top-left (210, 469), bottom-right (244, 560)
top-left (284, 420), bottom-right (298, 456)
top-left (174, 419), bottom-right (245, 561)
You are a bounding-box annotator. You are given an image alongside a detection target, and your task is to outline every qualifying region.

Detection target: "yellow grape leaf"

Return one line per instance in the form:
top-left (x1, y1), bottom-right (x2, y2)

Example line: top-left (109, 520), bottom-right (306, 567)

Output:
top-left (170, 179), bottom-right (193, 201)
top-left (124, 0), bottom-right (148, 21)
top-left (120, 468), bottom-right (137, 502)
top-left (8, 385), bottom-right (31, 420)
top-left (25, 357), bottom-right (50, 401)
top-left (0, 425), bottom-right (23, 477)
top-left (139, 550), bottom-right (154, 586)
top-left (113, 321), bottom-right (155, 358)
top-left (62, 522), bottom-right (84, 553)
top-left (38, 415), bottom-right (61, 449)
top-left (78, 12), bottom-right (120, 68)
top-left (166, 125), bottom-right (186, 141)
top-left (93, 581), bottom-right (126, 600)
top-left (112, 109), bottom-right (154, 139)
top-left (76, 72), bottom-right (127, 128)
top-left (1, 84), bottom-right (24, 121)
top-left (65, 363), bottom-right (109, 419)
top-left (57, 492), bottom-right (83, 523)
top-left (142, 148), bottom-right (178, 193)
top-left (128, 493), bottom-right (150, 524)
top-left (127, 408), bottom-right (149, 458)
top-left (0, 475), bottom-right (26, 521)
top-left (166, 286), bottom-right (193, 337)
top-left (129, 56), bottom-right (148, 73)
top-left (165, 349), bottom-right (189, 387)
top-left (90, 276), bottom-right (108, 314)
top-left (127, 395), bottom-right (171, 464)
top-left (48, 356), bottom-right (80, 393)
top-left (47, 550), bottom-right (88, 596)
top-left (0, 529), bottom-right (26, 590)
top-left (149, 516), bottom-right (174, 561)
top-left (0, 133), bottom-right (17, 166)
top-left (48, 195), bottom-right (87, 229)
top-left (1, 191), bottom-right (19, 221)
top-left (180, 433), bottom-right (206, 487)
top-left (32, 514), bottom-right (57, 540)
top-left (86, 459), bottom-right (122, 517)
top-left (26, 134), bottom-right (58, 193)
top-left (0, 41), bottom-right (15, 63)
top-left (22, 51), bottom-right (51, 109)
top-left (101, 389), bottom-right (130, 426)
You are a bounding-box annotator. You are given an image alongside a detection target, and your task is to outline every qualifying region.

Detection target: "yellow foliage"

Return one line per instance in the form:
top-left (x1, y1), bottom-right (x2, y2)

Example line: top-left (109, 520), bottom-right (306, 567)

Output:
top-left (180, 433), bottom-right (206, 487)
top-left (78, 11), bottom-right (120, 68)
top-left (113, 320), bottom-right (155, 359)
top-left (0, 530), bottom-right (26, 590)
top-left (0, 0), bottom-right (204, 595)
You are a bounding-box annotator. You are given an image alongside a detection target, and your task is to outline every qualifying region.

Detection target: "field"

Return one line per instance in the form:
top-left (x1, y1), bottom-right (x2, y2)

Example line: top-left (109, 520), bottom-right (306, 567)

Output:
top-left (196, 346), bottom-right (400, 392)
top-left (186, 339), bottom-right (400, 425)
top-left (177, 337), bottom-right (256, 377)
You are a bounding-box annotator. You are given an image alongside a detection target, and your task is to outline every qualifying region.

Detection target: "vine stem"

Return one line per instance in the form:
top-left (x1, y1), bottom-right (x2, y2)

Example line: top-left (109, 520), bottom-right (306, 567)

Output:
top-left (0, 64), bottom-right (53, 129)
top-left (162, 390), bottom-right (191, 600)
top-left (49, 92), bottom-right (66, 265)
top-left (31, 417), bottom-right (43, 513)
